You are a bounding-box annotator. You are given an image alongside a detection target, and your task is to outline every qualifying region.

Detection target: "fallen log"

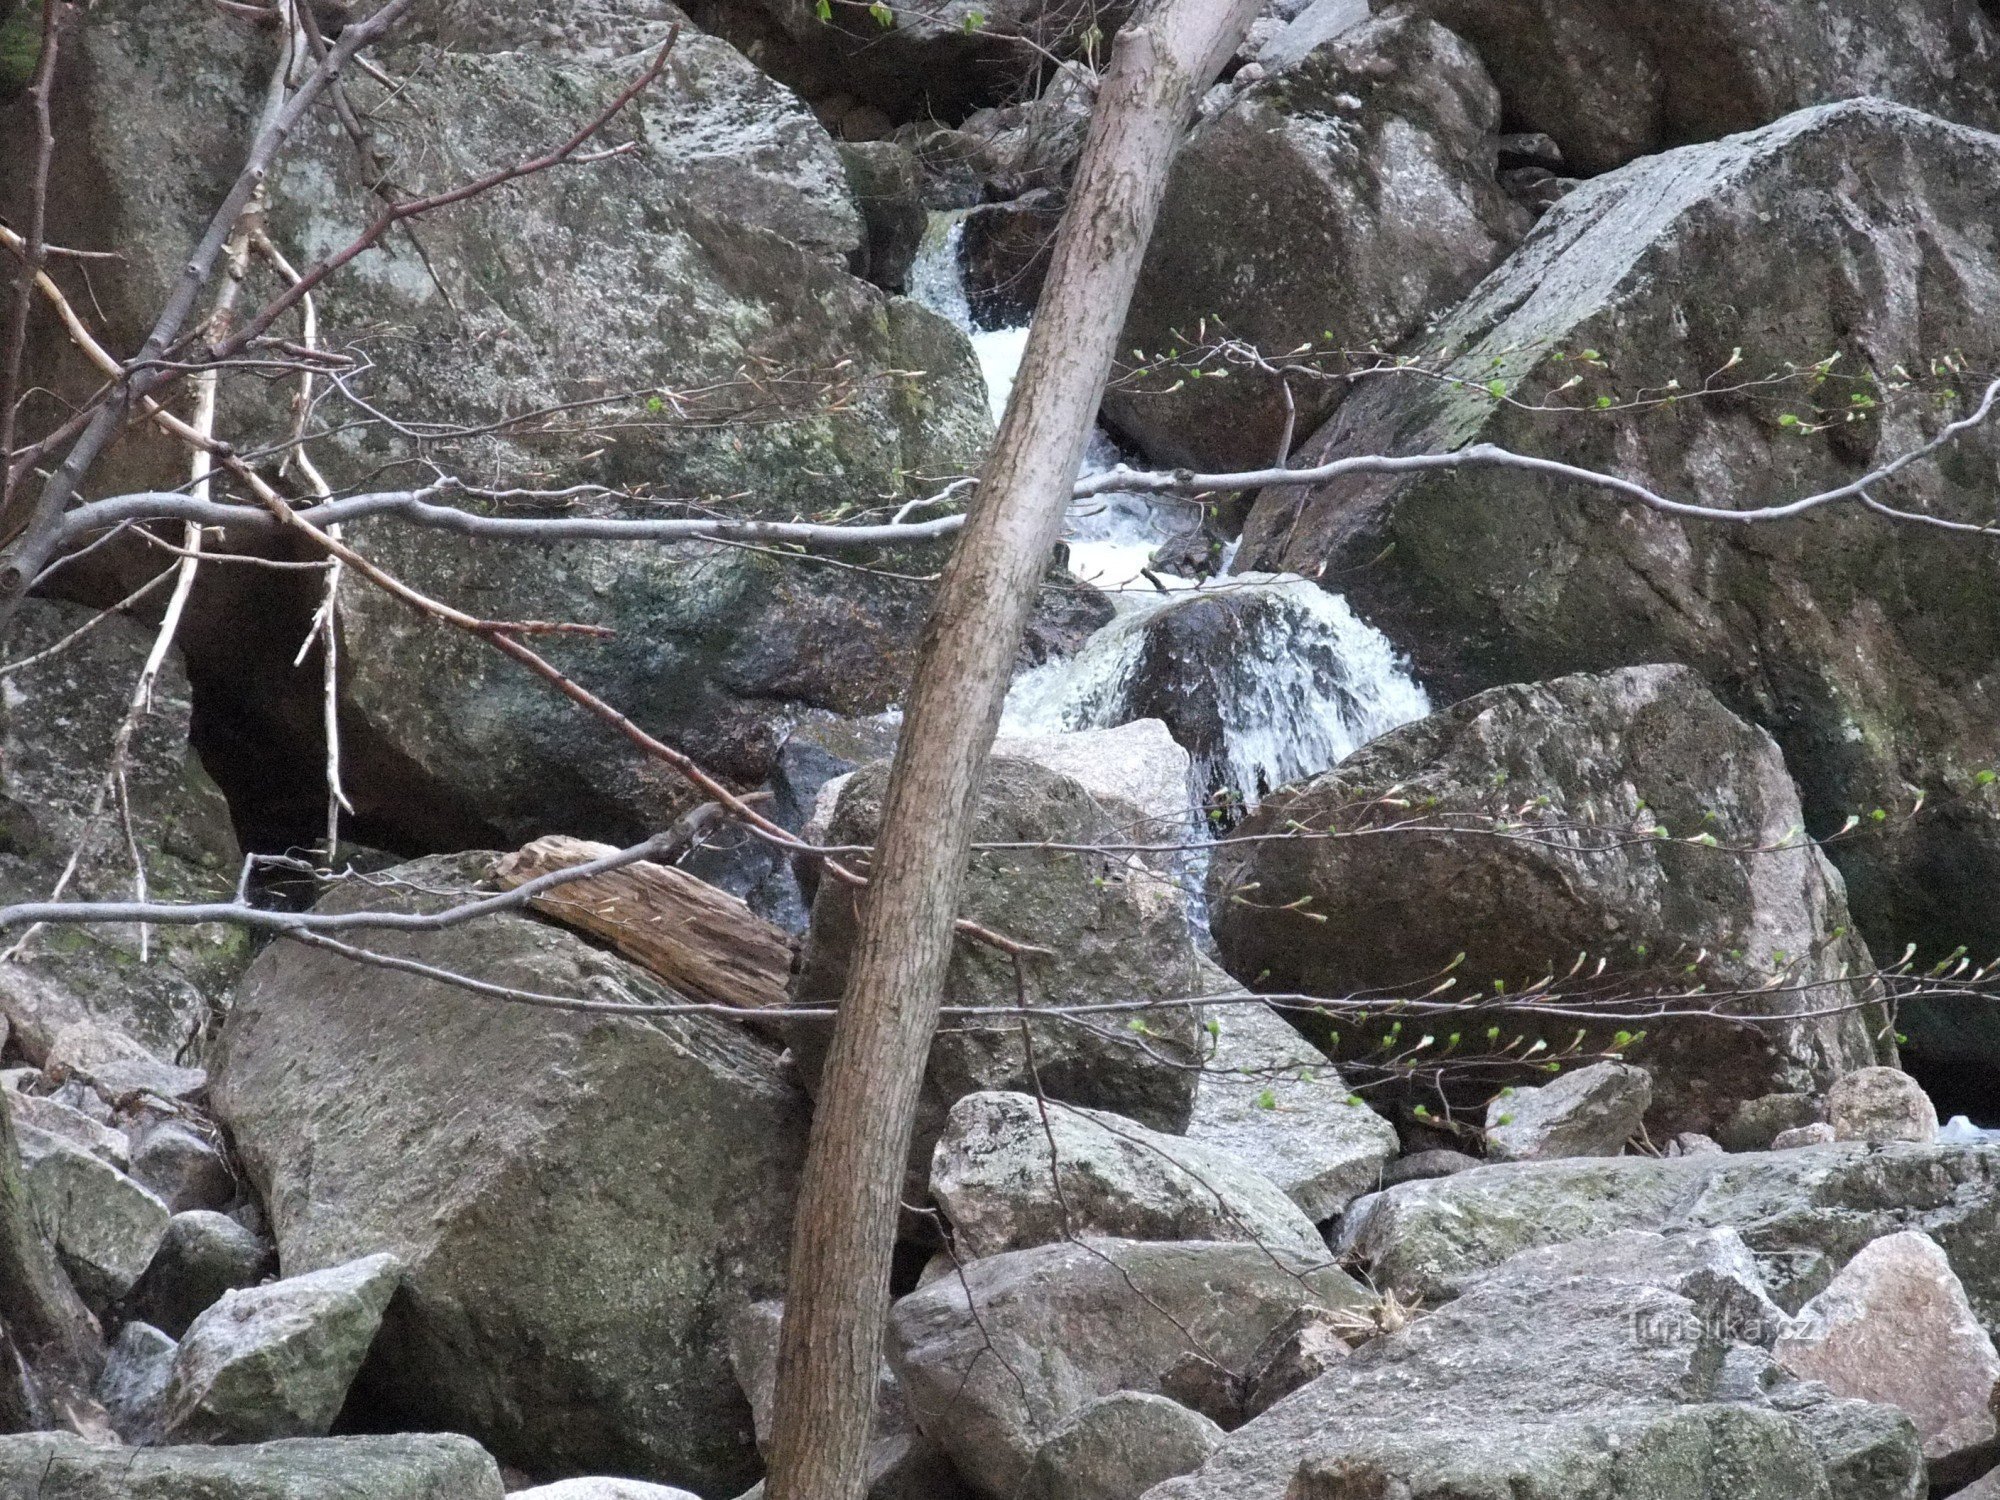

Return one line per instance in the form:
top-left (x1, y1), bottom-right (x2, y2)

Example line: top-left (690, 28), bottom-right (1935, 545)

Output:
top-left (490, 835), bottom-right (795, 1015)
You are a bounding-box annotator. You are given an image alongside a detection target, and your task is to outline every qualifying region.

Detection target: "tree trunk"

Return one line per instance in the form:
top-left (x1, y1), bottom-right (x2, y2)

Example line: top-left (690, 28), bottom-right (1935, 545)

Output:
top-left (0, 1086), bottom-right (103, 1431)
top-left (761, 6), bottom-right (1260, 1498)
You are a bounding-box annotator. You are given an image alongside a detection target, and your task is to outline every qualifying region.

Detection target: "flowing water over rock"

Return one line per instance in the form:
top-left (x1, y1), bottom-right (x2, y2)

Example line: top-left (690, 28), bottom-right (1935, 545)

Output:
top-left (908, 214), bottom-right (1430, 812)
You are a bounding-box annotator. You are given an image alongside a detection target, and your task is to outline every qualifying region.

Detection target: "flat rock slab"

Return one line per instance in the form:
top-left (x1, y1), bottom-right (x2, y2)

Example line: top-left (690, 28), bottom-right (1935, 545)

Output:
top-left (0, 1432), bottom-right (503, 1499)
top-left (1337, 1142), bottom-right (2000, 1324)
top-left (1484, 1061), bottom-right (1652, 1162)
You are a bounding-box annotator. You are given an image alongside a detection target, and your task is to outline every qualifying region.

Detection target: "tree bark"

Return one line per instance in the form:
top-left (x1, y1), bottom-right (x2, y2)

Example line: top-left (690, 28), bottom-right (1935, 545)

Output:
top-left (0, 1086), bottom-right (103, 1431)
top-left (762, 6), bottom-right (1260, 1498)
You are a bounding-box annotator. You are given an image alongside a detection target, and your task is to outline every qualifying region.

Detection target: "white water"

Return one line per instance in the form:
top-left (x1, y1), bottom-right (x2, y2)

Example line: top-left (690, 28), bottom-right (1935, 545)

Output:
top-left (909, 215), bottom-right (1429, 810)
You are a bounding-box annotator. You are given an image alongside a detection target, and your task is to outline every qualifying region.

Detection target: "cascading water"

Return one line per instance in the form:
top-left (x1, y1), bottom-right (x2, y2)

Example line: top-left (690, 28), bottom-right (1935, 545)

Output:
top-left (908, 213), bottom-right (1430, 812)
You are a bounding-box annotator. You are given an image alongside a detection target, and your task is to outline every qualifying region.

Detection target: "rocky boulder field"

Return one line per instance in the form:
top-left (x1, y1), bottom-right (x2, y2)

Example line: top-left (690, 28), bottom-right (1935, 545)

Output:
top-left (3, 0), bottom-right (2000, 1498)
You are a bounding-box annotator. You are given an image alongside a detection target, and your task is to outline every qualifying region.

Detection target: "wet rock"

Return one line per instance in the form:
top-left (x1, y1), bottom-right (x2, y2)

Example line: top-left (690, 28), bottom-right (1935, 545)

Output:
top-left (1776, 1230), bottom-right (2000, 1484)
top-left (0, 601), bottom-right (244, 1060)
top-left (1335, 1142), bottom-right (2000, 1322)
top-left (931, 1091), bottom-right (1329, 1262)
top-left (1106, 12), bottom-right (1528, 471)
top-left (1148, 1228), bottom-right (1922, 1500)
top-left (1239, 1307), bottom-right (1353, 1421)
top-left (152, 1253), bottom-right (401, 1445)
top-left (1025, 1392), bottom-right (1223, 1500)
top-left (212, 854), bottom-right (809, 1493)
top-left (19, 2), bottom-right (993, 852)
top-left (125, 1210), bottom-right (274, 1339)
top-left (887, 1237), bottom-right (1372, 1499)
top-left (128, 1120), bottom-right (235, 1215)
top-left (1775, 1123), bottom-right (1838, 1150)
top-left (15, 1121), bottom-right (171, 1302)
top-left (96, 1320), bottom-right (177, 1442)
top-left (1210, 666), bottom-right (1890, 1137)
top-left (1376, 0), bottom-right (2000, 173)
top-left (1002, 574), bottom-right (1429, 811)
top-left (986, 719), bottom-right (1195, 847)
top-left (1828, 1067), bottom-right (1938, 1145)
top-left (959, 190), bottom-right (1064, 327)
top-left (794, 761), bottom-right (1205, 1198)
top-left (838, 140), bottom-right (927, 293)
top-left (0, 1431), bottom-right (505, 1499)
top-left (1483, 1062), bottom-right (1653, 1162)
top-left (1183, 995), bottom-right (1398, 1221)
top-left (1236, 102), bottom-right (2000, 1004)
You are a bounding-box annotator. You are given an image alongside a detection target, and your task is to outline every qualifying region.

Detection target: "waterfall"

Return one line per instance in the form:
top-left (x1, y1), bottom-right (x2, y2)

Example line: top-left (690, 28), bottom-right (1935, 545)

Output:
top-left (908, 212), bottom-right (1430, 812)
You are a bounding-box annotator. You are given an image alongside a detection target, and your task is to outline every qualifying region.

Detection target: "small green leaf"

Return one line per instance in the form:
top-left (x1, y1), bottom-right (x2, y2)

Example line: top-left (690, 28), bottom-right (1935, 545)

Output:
top-left (870, 0), bottom-right (894, 24)
top-left (1255, 1088), bottom-right (1278, 1111)
top-left (815, 0), bottom-right (832, 19)
top-left (1487, 379), bottom-right (1507, 399)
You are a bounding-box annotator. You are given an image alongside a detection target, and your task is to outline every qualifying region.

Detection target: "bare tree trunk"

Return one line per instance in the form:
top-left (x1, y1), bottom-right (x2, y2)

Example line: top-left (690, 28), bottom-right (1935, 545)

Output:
top-left (0, 1087), bottom-right (102, 1431)
top-left (762, 7), bottom-right (1259, 1498)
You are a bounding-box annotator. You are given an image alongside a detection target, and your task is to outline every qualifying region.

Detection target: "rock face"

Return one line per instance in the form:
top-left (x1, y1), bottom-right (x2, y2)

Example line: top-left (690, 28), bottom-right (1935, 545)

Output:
top-left (887, 1238), bottom-right (1372, 1499)
top-left (1183, 997), bottom-right (1399, 1222)
top-left (15, 1121), bottom-right (171, 1303)
top-left (0, 1432), bottom-right (505, 1499)
top-left (1025, 1392), bottom-right (1223, 1500)
top-left (19, 0), bottom-right (994, 852)
top-left (931, 1091), bottom-right (1328, 1262)
top-left (1107, 11), bottom-right (1529, 471)
top-left (794, 760), bottom-right (1205, 1191)
top-left (1483, 1062), bottom-right (1654, 1162)
top-left (152, 1253), bottom-right (401, 1445)
top-left (211, 855), bottom-right (809, 1494)
top-left (1209, 666), bottom-right (1889, 1135)
top-left (1147, 1228), bottom-right (1924, 1500)
top-left (1335, 1143), bottom-right (2000, 1324)
top-left (1376, 0), bottom-right (2000, 173)
top-left (1776, 1230), bottom-right (2000, 1482)
top-left (0, 601), bottom-right (244, 1060)
top-left (1828, 1067), bottom-right (1939, 1144)
top-left (1234, 102), bottom-right (2000, 991)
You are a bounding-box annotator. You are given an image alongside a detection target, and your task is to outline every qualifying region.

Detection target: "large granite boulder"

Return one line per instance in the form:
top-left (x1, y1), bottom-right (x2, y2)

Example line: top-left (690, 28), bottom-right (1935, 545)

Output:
top-left (1146, 1228), bottom-right (1925, 1500)
top-left (1335, 1142), bottom-right (2000, 1326)
top-left (930, 1091), bottom-right (1329, 1262)
top-left (1234, 102), bottom-right (2000, 1006)
top-left (7, 0), bottom-right (994, 851)
top-left (1209, 666), bottom-right (1890, 1135)
top-left (793, 758), bottom-right (1206, 1194)
top-left (1376, 0), bottom-right (2000, 173)
top-left (1106, 11), bottom-right (1529, 471)
top-left (887, 1237), bottom-right (1373, 1499)
top-left (210, 854), bottom-right (810, 1494)
top-left (0, 1432), bottom-right (505, 1499)
top-left (0, 601), bottom-right (244, 1061)
top-left (15, 1121), bottom-right (172, 1304)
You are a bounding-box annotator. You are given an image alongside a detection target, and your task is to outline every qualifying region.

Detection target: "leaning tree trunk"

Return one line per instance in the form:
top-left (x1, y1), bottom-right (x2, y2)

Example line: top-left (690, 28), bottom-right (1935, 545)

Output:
top-left (761, 6), bottom-right (1260, 1498)
top-left (0, 1086), bottom-right (103, 1431)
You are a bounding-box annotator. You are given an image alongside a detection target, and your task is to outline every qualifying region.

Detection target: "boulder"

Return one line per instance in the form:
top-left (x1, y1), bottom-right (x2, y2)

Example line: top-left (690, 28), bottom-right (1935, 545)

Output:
top-left (931, 1091), bottom-right (1329, 1262)
top-left (125, 1210), bottom-right (274, 1339)
top-left (1378, 1148), bottom-right (1479, 1188)
top-left (211, 854), bottom-right (810, 1493)
top-left (0, 1432), bottom-right (505, 1499)
top-left (1374, 0), bottom-right (2000, 173)
top-left (1210, 666), bottom-right (1889, 1135)
top-left (12, 0), bottom-right (995, 853)
top-left (1183, 996), bottom-right (1399, 1221)
top-left (128, 1120), bottom-right (236, 1216)
top-left (15, 1121), bottom-right (171, 1302)
top-left (1775, 1123), bottom-right (1838, 1150)
top-left (1964, 1469), bottom-right (2000, 1500)
top-left (47, 1021), bottom-right (209, 1103)
top-left (1001, 574), bottom-right (1430, 811)
top-left (1025, 1392), bottom-right (1223, 1500)
top-left (1239, 1306), bottom-right (1353, 1421)
top-left (0, 601), bottom-right (244, 1060)
top-left (1828, 1068), bottom-right (1939, 1144)
top-left (1234, 102), bottom-right (2000, 1007)
top-left (96, 1321), bottom-right (177, 1442)
top-left (1146, 1229), bottom-right (1923, 1500)
top-left (1720, 1093), bottom-right (1825, 1153)
top-left (7, 1089), bottom-right (129, 1169)
top-left (1335, 1142), bottom-right (2000, 1323)
top-left (151, 1253), bottom-right (401, 1445)
top-left (1775, 1230), bottom-right (2000, 1484)
top-left (1483, 1062), bottom-right (1654, 1161)
top-left (1106, 12), bottom-right (1529, 471)
top-left (513, 1484), bottom-right (702, 1500)
top-left (793, 760), bottom-right (1205, 1195)
top-left (887, 1237), bottom-right (1373, 1499)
